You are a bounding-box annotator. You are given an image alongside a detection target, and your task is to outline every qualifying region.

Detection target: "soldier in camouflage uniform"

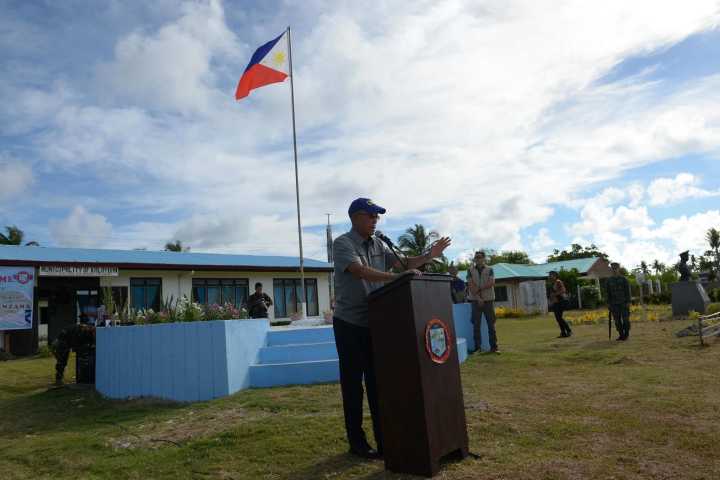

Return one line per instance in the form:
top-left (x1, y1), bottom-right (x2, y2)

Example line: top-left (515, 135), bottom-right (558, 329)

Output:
top-left (606, 262), bottom-right (632, 341)
top-left (51, 315), bottom-right (96, 385)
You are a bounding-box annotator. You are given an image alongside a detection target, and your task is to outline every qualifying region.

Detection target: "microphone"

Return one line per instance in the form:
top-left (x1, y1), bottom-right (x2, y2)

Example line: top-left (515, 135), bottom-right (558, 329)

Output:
top-left (375, 230), bottom-right (408, 270)
top-left (374, 230), bottom-right (394, 247)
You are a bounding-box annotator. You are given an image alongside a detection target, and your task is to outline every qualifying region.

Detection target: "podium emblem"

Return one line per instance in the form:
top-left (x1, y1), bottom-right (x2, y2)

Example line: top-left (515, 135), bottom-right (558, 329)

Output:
top-left (425, 318), bottom-right (452, 364)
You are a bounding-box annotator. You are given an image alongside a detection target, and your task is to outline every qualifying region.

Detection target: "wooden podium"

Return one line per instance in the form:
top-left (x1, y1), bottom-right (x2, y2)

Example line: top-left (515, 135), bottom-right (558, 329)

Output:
top-left (368, 273), bottom-right (468, 477)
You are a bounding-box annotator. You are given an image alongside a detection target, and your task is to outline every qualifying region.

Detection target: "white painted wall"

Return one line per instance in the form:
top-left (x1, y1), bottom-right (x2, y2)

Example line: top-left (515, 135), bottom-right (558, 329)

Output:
top-left (100, 269), bottom-right (331, 320)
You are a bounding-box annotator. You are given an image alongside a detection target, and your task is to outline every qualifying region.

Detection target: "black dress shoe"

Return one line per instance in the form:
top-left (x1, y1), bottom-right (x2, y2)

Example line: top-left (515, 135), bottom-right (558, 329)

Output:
top-left (348, 445), bottom-right (382, 460)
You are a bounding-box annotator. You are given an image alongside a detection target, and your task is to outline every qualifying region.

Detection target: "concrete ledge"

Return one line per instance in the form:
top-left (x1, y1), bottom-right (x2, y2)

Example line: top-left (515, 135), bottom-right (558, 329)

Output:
top-left (266, 325), bottom-right (334, 346)
top-left (249, 359), bottom-right (340, 388)
top-left (258, 341), bottom-right (338, 364)
top-left (96, 319), bottom-right (269, 402)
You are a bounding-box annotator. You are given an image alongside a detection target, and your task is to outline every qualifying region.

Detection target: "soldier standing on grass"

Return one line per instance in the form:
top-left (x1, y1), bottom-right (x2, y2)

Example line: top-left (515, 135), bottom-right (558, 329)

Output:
top-left (51, 315), bottom-right (95, 385)
top-left (606, 262), bottom-right (632, 341)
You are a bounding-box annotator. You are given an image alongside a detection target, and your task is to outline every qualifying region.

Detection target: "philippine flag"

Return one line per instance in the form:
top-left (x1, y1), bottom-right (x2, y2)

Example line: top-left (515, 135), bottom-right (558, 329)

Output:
top-left (235, 31), bottom-right (289, 100)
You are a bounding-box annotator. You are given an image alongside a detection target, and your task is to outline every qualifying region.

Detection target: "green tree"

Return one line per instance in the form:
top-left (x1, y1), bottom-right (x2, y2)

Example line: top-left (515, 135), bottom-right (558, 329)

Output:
top-left (0, 225), bottom-right (38, 246)
top-left (397, 224), bottom-right (446, 272)
top-left (652, 259), bottom-right (665, 276)
top-left (164, 240), bottom-right (189, 252)
top-left (453, 259), bottom-right (473, 271)
top-left (489, 250), bottom-right (532, 265)
top-left (546, 243), bottom-right (609, 262)
top-left (640, 261), bottom-right (650, 276)
top-left (706, 227), bottom-right (720, 279)
top-left (397, 224), bottom-right (438, 256)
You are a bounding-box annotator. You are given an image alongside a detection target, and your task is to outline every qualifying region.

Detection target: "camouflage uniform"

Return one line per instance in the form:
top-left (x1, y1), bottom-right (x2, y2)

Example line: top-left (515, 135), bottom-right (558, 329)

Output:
top-left (606, 275), bottom-right (631, 340)
top-left (51, 324), bottom-right (95, 384)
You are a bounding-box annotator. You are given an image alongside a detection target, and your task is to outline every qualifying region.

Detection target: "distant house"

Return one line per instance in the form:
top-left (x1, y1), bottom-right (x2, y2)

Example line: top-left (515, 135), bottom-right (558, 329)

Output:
top-left (459, 257), bottom-right (613, 313)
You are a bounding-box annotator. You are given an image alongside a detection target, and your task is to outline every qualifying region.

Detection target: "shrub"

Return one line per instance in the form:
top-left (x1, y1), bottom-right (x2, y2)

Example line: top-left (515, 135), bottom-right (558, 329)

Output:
top-left (706, 303), bottom-right (720, 315)
top-left (580, 285), bottom-right (600, 309)
top-left (495, 306), bottom-right (525, 318)
top-left (708, 288), bottom-right (720, 303)
top-left (36, 344), bottom-right (53, 358)
top-left (646, 291), bottom-right (671, 304)
top-left (130, 296), bottom-right (248, 325)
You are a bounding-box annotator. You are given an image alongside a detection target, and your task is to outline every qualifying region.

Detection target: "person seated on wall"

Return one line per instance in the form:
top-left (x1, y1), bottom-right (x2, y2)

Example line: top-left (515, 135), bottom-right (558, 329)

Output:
top-left (247, 282), bottom-right (273, 318)
top-left (51, 314), bottom-right (96, 386)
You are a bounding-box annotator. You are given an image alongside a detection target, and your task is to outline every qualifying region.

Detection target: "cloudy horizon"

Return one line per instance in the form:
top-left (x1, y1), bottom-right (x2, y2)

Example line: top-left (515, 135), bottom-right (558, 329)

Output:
top-left (2, 0), bottom-right (720, 268)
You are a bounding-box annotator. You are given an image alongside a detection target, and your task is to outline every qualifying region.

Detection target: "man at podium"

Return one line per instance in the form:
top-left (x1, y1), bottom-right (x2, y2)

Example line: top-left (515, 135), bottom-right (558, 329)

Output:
top-left (332, 197), bottom-right (451, 459)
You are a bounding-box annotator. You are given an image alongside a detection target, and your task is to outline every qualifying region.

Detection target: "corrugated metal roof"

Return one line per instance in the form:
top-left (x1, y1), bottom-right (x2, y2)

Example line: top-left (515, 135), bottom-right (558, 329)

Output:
top-left (457, 257), bottom-right (601, 281)
top-left (0, 245), bottom-right (332, 270)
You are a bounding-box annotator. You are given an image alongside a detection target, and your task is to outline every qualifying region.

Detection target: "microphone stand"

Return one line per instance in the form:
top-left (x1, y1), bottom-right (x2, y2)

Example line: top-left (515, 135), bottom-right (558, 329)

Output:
top-left (375, 232), bottom-right (409, 271)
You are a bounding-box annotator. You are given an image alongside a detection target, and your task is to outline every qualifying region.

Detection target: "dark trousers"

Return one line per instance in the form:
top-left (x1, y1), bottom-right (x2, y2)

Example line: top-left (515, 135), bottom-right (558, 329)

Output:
top-left (332, 317), bottom-right (383, 452)
top-left (552, 301), bottom-right (572, 336)
top-left (609, 304), bottom-right (631, 338)
top-left (51, 339), bottom-right (70, 382)
top-left (471, 300), bottom-right (498, 351)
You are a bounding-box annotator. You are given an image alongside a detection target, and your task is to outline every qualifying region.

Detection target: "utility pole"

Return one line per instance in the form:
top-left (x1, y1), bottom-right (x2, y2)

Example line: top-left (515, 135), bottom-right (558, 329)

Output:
top-left (326, 214), bottom-right (334, 306)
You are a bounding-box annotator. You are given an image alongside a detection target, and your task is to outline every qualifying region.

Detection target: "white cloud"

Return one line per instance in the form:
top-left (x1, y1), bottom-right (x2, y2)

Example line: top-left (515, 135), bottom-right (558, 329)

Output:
top-left (634, 210), bottom-right (720, 256)
top-left (50, 206), bottom-right (113, 248)
top-left (0, 159), bottom-right (33, 202)
top-left (530, 228), bottom-right (555, 252)
top-left (646, 173), bottom-right (719, 206)
top-left (95, 0), bottom-right (237, 114)
top-left (2, 0), bottom-right (720, 260)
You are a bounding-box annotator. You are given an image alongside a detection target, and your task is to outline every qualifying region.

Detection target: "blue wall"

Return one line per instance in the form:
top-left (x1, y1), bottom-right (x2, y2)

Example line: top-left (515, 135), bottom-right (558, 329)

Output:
top-left (96, 319), bottom-right (269, 402)
top-left (96, 309), bottom-right (479, 403)
top-left (452, 303), bottom-right (490, 352)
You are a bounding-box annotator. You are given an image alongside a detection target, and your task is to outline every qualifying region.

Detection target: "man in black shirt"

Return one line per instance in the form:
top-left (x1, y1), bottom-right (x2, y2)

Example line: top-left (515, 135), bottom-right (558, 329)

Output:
top-left (247, 282), bottom-right (273, 318)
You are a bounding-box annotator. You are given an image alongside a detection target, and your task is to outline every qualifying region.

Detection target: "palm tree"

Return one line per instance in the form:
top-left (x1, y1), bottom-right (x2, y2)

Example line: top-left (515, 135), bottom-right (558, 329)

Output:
top-left (164, 240), bottom-right (189, 252)
top-left (0, 225), bottom-right (38, 246)
top-left (706, 227), bottom-right (720, 278)
top-left (398, 224), bottom-right (439, 257)
top-left (398, 224), bottom-right (443, 272)
top-left (652, 260), bottom-right (665, 276)
top-left (640, 261), bottom-right (650, 276)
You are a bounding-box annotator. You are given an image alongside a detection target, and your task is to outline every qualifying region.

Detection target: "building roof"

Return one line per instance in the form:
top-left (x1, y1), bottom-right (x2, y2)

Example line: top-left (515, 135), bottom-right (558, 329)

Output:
top-left (457, 257), bottom-right (603, 281)
top-left (0, 245), bottom-right (333, 272)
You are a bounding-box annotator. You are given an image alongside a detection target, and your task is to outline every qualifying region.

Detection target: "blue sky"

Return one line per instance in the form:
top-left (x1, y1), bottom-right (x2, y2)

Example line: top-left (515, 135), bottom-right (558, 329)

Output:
top-left (1, 0), bottom-right (719, 268)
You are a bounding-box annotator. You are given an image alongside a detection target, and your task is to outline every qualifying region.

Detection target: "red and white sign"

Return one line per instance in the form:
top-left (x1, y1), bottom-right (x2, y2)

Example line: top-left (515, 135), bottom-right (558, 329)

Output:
top-left (0, 266), bottom-right (35, 331)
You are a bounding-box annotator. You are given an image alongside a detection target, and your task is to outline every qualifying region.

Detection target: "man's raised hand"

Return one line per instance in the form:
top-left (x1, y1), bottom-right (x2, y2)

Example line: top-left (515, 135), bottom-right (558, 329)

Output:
top-left (430, 237), bottom-right (452, 259)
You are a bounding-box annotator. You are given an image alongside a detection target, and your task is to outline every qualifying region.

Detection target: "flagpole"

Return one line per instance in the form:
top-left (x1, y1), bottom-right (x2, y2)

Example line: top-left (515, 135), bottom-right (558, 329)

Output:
top-left (287, 25), bottom-right (307, 318)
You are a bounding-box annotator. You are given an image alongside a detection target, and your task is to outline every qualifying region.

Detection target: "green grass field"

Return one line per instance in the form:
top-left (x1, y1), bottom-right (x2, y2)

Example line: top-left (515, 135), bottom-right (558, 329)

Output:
top-left (1, 312), bottom-right (719, 480)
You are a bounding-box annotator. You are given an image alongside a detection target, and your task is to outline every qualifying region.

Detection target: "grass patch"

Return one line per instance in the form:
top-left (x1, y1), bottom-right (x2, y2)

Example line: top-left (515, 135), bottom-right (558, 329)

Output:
top-left (1, 311), bottom-right (718, 479)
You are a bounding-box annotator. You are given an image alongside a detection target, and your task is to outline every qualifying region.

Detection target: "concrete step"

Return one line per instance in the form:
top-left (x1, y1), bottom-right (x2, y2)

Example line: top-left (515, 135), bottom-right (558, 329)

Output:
top-left (266, 325), bottom-right (334, 346)
top-left (249, 359), bottom-right (340, 388)
top-left (258, 341), bottom-right (338, 364)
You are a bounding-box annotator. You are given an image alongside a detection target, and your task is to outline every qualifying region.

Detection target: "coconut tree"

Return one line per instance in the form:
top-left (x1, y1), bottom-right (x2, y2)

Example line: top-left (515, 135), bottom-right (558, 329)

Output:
top-left (398, 224), bottom-right (444, 272)
top-left (398, 224), bottom-right (439, 257)
top-left (0, 225), bottom-right (38, 246)
top-left (164, 240), bottom-right (189, 252)
top-left (652, 259), bottom-right (665, 276)
top-left (706, 227), bottom-right (720, 278)
top-left (640, 261), bottom-right (650, 276)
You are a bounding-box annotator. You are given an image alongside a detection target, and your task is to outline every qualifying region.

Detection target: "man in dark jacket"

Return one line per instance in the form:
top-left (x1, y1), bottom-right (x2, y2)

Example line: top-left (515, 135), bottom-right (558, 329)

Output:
top-left (247, 282), bottom-right (273, 318)
top-left (606, 262), bottom-right (632, 341)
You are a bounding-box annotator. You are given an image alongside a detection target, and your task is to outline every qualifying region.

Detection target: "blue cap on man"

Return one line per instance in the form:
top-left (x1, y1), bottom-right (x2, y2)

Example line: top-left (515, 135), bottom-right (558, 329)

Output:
top-left (348, 198), bottom-right (387, 217)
